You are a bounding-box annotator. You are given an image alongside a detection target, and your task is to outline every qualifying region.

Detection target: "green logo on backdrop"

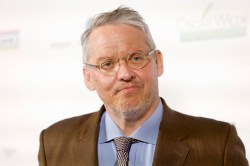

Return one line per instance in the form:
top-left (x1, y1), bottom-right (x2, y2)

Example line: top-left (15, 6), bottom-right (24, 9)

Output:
top-left (179, 2), bottom-right (248, 42)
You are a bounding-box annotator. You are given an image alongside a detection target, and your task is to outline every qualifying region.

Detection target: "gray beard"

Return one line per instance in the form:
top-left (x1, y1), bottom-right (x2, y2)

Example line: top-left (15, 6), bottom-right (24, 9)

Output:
top-left (111, 95), bottom-right (155, 121)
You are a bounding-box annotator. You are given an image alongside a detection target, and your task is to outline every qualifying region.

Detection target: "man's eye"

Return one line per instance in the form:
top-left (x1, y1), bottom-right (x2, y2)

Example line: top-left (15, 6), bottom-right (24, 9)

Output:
top-left (129, 54), bottom-right (144, 63)
top-left (100, 61), bottom-right (115, 70)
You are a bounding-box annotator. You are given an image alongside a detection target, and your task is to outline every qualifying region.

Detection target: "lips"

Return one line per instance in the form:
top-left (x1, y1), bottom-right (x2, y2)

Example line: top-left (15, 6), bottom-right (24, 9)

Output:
top-left (114, 83), bottom-right (143, 95)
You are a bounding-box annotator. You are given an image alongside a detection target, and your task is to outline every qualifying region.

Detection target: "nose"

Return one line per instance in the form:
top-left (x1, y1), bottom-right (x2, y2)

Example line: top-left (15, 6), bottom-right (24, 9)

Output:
top-left (116, 59), bottom-right (135, 81)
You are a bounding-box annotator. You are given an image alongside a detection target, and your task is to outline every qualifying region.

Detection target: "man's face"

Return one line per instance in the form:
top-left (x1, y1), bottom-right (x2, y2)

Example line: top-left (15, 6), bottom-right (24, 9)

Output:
top-left (83, 24), bottom-right (164, 120)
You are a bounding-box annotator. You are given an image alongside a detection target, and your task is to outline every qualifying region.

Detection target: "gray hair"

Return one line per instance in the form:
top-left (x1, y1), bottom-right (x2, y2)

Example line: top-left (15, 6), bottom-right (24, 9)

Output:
top-left (80, 6), bottom-right (156, 63)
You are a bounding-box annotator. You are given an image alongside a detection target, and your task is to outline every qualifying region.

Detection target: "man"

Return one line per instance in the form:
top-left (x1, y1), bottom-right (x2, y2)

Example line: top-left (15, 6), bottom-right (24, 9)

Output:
top-left (38, 6), bottom-right (248, 166)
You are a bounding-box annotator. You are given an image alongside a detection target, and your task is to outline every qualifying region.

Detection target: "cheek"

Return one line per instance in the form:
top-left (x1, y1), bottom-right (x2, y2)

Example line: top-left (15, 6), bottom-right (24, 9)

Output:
top-left (91, 74), bottom-right (114, 92)
top-left (142, 66), bottom-right (159, 88)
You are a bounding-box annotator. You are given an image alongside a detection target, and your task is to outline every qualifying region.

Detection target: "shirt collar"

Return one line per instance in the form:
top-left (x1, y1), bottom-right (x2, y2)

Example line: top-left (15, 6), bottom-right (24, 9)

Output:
top-left (98, 100), bottom-right (163, 145)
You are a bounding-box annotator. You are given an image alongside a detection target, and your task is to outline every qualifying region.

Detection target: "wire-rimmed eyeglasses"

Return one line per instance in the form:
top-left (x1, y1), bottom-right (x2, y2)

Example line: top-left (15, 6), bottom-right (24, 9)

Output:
top-left (84, 49), bottom-right (156, 75)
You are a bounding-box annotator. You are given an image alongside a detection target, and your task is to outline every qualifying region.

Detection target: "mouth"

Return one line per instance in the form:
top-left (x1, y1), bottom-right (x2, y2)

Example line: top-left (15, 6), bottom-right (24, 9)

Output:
top-left (114, 83), bottom-right (142, 95)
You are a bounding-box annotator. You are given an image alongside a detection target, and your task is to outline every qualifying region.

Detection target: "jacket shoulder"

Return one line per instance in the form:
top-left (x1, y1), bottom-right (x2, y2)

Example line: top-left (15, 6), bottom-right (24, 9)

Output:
top-left (42, 111), bottom-right (100, 138)
top-left (173, 110), bottom-right (232, 131)
top-left (161, 98), bottom-right (232, 131)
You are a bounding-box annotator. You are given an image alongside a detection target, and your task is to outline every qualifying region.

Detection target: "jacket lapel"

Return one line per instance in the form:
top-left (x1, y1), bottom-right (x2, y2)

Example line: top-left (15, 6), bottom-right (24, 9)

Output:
top-left (72, 107), bottom-right (105, 166)
top-left (153, 99), bottom-right (190, 166)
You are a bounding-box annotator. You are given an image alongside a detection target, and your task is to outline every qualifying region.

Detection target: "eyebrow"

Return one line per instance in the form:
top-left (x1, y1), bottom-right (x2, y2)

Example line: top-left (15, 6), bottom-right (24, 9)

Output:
top-left (93, 49), bottom-right (146, 63)
top-left (94, 55), bottom-right (116, 63)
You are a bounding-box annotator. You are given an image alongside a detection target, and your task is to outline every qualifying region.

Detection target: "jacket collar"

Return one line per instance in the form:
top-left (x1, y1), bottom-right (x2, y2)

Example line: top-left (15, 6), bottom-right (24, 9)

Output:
top-left (72, 106), bottom-right (105, 166)
top-left (153, 98), bottom-right (189, 166)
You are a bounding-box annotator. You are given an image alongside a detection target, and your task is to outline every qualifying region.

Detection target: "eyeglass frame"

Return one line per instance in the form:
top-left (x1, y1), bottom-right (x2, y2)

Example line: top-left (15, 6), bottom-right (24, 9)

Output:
top-left (84, 49), bottom-right (156, 75)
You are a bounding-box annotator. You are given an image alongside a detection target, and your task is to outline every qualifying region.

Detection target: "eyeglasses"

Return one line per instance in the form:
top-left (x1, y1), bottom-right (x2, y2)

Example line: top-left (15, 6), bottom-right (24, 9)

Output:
top-left (84, 49), bottom-right (156, 75)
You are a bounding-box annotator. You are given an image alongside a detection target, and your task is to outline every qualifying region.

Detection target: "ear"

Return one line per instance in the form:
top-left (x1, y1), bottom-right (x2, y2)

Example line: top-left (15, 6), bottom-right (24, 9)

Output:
top-left (155, 50), bottom-right (164, 76)
top-left (83, 67), bottom-right (95, 91)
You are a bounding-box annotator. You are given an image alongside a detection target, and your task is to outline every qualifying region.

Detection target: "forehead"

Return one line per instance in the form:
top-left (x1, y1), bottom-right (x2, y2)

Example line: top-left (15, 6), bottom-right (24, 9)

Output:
top-left (87, 24), bottom-right (148, 62)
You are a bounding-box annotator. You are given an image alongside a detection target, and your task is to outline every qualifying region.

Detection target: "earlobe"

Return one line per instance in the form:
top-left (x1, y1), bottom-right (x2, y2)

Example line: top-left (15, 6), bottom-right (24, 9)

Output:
top-left (155, 50), bottom-right (164, 76)
top-left (83, 67), bottom-right (95, 91)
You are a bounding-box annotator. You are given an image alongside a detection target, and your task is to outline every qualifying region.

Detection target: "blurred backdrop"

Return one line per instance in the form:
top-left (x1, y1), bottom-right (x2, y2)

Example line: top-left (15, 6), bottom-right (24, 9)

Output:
top-left (0, 0), bottom-right (249, 165)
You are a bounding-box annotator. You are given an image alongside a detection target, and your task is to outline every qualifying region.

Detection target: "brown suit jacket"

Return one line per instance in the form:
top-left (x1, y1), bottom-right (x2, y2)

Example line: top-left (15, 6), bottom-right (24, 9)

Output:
top-left (38, 99), bottom-right (248, 166)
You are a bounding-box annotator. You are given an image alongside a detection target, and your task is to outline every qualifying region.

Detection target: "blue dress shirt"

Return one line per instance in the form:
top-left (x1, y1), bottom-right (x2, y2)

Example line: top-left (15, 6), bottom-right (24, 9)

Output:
top-left (98, 100), bottom-right (163, 166)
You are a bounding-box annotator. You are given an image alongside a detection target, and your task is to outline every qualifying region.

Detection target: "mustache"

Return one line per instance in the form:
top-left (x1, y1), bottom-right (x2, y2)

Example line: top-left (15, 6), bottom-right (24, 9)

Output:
top-left (113, 82), bottom-right (144, 95)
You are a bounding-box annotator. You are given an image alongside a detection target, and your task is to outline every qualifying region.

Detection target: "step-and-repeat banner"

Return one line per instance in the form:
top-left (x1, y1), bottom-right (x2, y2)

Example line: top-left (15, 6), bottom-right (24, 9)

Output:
top-left (0, 0), bottom-right (249, 165)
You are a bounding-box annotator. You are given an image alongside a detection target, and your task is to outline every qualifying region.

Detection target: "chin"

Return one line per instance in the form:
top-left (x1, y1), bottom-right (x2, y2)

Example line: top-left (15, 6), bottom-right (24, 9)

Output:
top-left (115, 99), bottom-right (150, 120)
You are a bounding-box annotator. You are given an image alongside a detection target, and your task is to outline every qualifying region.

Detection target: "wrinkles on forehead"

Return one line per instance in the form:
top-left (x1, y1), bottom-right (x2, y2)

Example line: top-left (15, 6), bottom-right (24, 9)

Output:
top-left (86, 24), bottom-right (148, 64)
